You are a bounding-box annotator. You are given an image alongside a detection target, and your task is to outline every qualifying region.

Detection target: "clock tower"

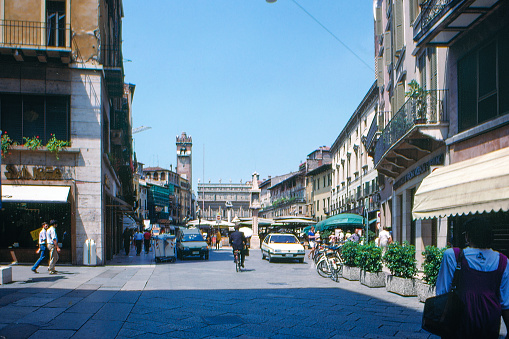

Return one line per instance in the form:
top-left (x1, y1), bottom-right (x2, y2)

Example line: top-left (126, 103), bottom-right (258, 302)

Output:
top-left (176, 132), bottom-right (192, 186)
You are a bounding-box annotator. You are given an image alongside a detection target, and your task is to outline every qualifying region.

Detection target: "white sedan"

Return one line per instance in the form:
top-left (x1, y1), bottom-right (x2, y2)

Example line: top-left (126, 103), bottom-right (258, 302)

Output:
top-left (261, 233), bottom-right (306, 263)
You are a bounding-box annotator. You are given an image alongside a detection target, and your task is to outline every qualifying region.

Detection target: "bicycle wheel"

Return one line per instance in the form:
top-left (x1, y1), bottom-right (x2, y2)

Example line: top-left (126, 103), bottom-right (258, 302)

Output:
top-left (330, 258), bottom-right (341, 282)
top-left (316, 258), bottom-right (331, 278)
top-left (235, 253), bottom-right (240, 272)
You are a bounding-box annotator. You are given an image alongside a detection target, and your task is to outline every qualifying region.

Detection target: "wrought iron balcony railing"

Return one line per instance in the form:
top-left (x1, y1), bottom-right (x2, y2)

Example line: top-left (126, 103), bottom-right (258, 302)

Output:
top-left (420, 0), bottom-right (457, 33)
top-left (374, 89), bottom-right (448, 166)
top-left (0, 20), bottom-right (71, 49)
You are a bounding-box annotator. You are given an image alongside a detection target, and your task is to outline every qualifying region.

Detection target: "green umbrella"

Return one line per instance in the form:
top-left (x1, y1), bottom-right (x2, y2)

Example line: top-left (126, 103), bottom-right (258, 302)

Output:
top-left (315, 213), bottom-right (365, 232)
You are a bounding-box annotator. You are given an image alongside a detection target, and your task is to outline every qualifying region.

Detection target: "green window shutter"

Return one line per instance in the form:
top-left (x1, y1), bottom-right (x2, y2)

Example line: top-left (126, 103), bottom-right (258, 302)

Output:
top-left (395, 0), bottom-right (404, 52)
top-left (376, 56), bottom-right (384, 87)
top-left (375, 6), bottom-right (383, 36)
top-left (385, 31), bottom-right (392, 66)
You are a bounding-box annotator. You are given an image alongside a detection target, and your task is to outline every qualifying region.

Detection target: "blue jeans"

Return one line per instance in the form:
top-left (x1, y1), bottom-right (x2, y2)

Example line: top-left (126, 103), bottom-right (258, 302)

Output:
top-left (32, 244), bottom-right (47, 270)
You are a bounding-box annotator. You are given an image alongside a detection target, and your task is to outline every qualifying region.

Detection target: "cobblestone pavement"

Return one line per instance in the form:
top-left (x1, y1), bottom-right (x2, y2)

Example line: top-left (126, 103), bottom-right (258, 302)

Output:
top-left (0, 247), bottom-right (507, 338)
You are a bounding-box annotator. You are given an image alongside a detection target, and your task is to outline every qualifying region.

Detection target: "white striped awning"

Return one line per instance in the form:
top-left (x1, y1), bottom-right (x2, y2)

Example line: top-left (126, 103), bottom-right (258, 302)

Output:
top-left (412, 147), bottom-right (509, 219)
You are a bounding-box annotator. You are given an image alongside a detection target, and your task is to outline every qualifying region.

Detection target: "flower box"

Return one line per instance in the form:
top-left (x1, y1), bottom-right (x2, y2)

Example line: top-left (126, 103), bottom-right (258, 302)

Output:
top-left (360, 270), bottom-right (386, 288)
top-left (386, 275), bottom-right (417, 296)
top-left (342, 265), bottom-right (360, 281)
top-left (416, 279), bottom-right (436, 303)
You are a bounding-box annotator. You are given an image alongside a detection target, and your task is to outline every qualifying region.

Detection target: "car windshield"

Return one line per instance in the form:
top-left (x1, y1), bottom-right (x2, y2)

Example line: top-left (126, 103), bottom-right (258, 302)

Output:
top-left (182, 233), bottom-right (204, 242)
top-left (270, 235), bottom-right (298, 244)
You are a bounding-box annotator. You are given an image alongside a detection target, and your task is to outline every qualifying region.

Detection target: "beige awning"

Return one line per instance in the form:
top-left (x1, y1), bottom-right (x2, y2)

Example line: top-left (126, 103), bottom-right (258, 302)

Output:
top-left (412, 147), bottom-right (509, 220)
top-left (2, 185), bottom-right (70, 203)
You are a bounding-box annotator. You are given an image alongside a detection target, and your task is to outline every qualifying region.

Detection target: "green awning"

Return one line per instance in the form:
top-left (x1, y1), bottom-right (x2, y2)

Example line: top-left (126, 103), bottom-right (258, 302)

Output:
top-left (315, 213), bottom-right (365, 232)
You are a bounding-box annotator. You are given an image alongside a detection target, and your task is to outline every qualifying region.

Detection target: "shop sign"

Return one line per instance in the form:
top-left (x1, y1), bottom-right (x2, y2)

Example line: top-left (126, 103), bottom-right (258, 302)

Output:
top-left (4, 164), bottom-right (63, 180)
top-left (393, 154), bottom-right (444, 190)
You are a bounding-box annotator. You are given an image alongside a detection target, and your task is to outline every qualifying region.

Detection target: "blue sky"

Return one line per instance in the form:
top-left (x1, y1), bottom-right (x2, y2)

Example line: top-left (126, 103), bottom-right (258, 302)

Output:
top-left (122, 0), bottom-right (375, 191)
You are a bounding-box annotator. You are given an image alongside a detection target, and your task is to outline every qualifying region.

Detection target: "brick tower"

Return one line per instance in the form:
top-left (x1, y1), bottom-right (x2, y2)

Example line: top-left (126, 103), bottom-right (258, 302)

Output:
top-left (176, 132), bottom-right (192, 186)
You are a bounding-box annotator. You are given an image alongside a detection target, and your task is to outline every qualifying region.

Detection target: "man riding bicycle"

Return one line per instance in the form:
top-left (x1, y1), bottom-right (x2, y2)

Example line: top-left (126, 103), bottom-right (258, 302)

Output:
top-left (229, 225), bottom-right (247, 268)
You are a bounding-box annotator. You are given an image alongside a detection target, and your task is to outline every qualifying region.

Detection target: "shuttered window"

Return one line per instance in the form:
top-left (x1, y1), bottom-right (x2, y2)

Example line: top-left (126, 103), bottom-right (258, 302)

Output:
top-left (394, 0), bottom-right (404, 53)
top-left (385, 31), bottom-right (392, 66)
top-left (0, 94), bottom-right (70, 144)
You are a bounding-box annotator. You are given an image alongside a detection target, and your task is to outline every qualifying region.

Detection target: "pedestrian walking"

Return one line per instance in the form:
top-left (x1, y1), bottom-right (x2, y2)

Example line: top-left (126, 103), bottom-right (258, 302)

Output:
top-left (307, 226), bottom-right (316, 259)
top-left (46, 220), bottom-right (60, 274)
top-left (377, 226), bottom-right (392, 253)
top-left (216, 230), bottom-right (222, 250)
top-left (31, 222), bottom-right (49, 273)
top-left (134, 230), bottom-right (143, 256)
top-left (436, 217), bottom-right (509, 338)
top-left (143, 229), bottom-right (151, 253)
top-left (123, 228), bottom-right (132, 255)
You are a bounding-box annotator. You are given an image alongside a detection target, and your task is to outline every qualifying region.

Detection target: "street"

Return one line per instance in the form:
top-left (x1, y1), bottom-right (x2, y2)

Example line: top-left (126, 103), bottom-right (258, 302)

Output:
top-left (0, 248), bottom-right (504, 339)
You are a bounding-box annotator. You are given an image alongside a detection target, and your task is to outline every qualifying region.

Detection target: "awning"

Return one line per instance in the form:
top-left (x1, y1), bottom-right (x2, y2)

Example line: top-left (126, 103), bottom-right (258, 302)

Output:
top-left (315, 213), bottom-right (365, 232)
top-left (2, 185), bottom-right (70, 203)
top-left (412, 147), bottom-right (509, 220)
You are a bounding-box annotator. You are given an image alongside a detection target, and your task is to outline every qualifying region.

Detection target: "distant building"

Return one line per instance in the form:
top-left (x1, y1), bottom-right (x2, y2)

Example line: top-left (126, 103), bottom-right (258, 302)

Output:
top-left (197, 180), bottom-right (252, 221)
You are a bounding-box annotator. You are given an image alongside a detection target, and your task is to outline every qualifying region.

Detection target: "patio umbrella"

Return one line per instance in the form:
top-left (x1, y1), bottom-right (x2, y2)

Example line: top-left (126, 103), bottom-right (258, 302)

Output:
top-left (239, 227), bottom-right (253, 237)
top-left (315, 213), bottom-right (365, 232)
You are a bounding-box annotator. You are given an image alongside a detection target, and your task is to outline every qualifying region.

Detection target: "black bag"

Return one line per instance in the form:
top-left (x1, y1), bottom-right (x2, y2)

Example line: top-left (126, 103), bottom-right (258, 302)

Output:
top-left (244, 247), bottom-right (250, 257)
top-left (422, 249), bottom-right (465, 337)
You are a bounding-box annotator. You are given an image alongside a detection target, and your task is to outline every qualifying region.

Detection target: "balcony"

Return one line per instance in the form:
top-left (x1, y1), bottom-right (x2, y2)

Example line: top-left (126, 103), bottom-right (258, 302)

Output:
top-left (0, 20), bottom-right (71, 63)
top-left (414, 0), bottom-right (503, 48)
top-left (101, 44), bottom-right (124, 98)
top-left (374, 90), bottom-right (448, 178)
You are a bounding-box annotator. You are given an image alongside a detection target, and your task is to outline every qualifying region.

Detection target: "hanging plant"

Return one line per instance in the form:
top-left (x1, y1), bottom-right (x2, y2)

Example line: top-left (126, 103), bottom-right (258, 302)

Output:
top-left (405, 80), bottom-right (427, 121)
top-left (23, 136), bottom-right (42, 150)
top-left (1, 132), bottom-right (16, 158)
top-left (46, 134), bottom-right (70, 159)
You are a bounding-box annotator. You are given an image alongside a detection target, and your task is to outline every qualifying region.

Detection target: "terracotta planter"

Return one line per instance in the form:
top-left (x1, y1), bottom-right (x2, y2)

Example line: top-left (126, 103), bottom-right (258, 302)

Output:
top-left (385, 275), bottom-right (417, 296)
top-left (416, 279), bottom-right (436, 303)
top-left (342, 265), bottom-right (360, 281)
top-left (360, 270), bottom-right (386, 288)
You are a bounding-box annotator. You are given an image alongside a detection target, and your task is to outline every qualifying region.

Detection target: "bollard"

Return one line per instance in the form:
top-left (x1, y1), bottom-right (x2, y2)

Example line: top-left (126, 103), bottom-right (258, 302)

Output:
top-left (83, 239), bottom-right (97, 266)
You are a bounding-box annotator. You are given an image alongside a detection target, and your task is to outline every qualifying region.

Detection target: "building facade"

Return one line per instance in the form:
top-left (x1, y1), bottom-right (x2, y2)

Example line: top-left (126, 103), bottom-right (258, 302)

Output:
top-left (331, 83), bottom-right (379, 225)
top-left (411, 0), bottom-right (508, 256)
top-left (197, 180), bottom-right (252, 221)
top-left (0, 0), bottom-right (131, 265)
top-left (368, 0), bottom-right (450, 264)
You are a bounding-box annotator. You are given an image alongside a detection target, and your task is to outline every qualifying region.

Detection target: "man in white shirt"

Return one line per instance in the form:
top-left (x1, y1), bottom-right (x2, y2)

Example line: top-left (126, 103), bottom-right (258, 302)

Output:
top-left (378, 226), bottom-right (392, 253)
top-left (46, 220), bottom-right (60, 274)
top-left (31, 222), bottom-right (49, 273)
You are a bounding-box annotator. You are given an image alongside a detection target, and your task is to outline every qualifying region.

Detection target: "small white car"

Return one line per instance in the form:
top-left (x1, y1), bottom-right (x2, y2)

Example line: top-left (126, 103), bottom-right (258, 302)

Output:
top-left (261, 233), bottom-right (305, 263)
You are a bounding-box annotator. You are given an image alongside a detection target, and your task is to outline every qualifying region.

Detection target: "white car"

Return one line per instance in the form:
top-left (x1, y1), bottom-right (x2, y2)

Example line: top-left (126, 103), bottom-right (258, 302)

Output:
top-left (261, 233), bottom-right (305, 263)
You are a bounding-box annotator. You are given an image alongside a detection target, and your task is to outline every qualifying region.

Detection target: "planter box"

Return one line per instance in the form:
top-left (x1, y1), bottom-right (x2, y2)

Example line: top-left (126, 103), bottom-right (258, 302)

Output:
top-left (360, 270), bottom-right (386, 288)
top-left (385, 275), bottom-right (417, 296)
top-left (416, 279), bottom-right (436, 303)
top-left (342, 266), bottom-right (360, 281)
top-left (0, 266), bottom-right (12, 284)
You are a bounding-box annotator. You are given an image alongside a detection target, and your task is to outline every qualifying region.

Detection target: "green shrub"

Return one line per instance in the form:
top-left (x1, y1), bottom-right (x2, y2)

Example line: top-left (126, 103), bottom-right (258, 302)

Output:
top-left (422, 245), bottom-right (445, 286)
top-left (383, 241), bottom-right (417, 278)
top-left (341, 240), bottom-right (359, 267)
top-left (355, 242), bottom-right (382, 273)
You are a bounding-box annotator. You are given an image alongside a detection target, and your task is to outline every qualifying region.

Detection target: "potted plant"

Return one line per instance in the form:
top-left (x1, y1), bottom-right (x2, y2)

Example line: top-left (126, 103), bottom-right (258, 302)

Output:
top-left (417, 245), bottom-right (445, 302)
top-left (406, 80), bottom-right (427, 123)
top-left (356, 242), bottom-right (385, 288)
top-left (340, 240), bottom-right (360, 281)
top-left (383, 241), bottom-right (418, 296)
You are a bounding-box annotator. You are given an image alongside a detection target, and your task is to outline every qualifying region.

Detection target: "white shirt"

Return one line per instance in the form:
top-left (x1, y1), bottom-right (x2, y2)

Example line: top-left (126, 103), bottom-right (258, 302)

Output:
top-left (46, 226), bottom-right (57, 245)
top-left (39, 229), bottom-right (47, 245)
top-left (379, 230), bottom-right (391, 246)
top-left (436, 247), bottom-right (509, 309)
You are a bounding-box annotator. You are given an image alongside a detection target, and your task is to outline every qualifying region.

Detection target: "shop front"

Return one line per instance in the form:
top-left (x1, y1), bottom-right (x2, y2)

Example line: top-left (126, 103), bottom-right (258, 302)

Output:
top-left (0, 182), bottom-right (75, 264)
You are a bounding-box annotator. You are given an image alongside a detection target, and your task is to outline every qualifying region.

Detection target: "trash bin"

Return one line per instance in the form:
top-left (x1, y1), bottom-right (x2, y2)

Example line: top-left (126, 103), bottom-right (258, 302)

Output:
top-left (153, 234), bottom-right (176, 263)
top-left (83, 239), bottom-right (97, 266)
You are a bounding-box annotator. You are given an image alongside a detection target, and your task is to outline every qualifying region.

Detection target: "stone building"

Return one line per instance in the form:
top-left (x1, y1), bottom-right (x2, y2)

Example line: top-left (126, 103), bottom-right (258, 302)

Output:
top-left (197, 180), bottom-right (252, 221)
top-left (331, 83), bottom-right (379, 222)
top-left (0, 0), bottom-right (131, 265)
top-left (411, 0), bottom-right (509, 256)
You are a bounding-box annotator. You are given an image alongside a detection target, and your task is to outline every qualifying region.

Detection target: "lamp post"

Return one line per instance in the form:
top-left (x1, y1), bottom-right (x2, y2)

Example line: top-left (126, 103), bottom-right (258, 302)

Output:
top-left (249, 172), bottom-right (261, 249)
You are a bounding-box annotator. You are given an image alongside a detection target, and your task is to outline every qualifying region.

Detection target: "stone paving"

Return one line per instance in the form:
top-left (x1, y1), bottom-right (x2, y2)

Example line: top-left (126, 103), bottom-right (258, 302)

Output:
top-left (0, 247), bottom-right (507, 339)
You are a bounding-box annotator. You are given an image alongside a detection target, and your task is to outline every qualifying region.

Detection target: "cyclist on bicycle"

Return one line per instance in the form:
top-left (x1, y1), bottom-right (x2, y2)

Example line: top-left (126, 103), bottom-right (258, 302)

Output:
top-left (229, 225), bottom-right (247, 268)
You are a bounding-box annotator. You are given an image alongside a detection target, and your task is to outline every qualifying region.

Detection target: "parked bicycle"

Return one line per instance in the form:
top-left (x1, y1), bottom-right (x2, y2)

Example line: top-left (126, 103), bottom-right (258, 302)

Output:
top-left (315, 244), bottom-right (343, 282)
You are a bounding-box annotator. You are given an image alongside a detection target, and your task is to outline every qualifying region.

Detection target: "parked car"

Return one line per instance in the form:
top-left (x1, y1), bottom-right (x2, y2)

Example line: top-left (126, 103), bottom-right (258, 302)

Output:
top-left (261, 233), bottom-right (305, 263)
top-left (176, 228), bottom-right (209, 260)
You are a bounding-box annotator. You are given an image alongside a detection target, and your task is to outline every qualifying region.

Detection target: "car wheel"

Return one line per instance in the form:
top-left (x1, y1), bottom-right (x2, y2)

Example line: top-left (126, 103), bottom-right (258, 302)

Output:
top-left (268, 253), bottom-right (273, 263)
top-left (205, 253), bottom-right (209, 260)
top-left (261, 250), bottom-right (266, 260)
top-left (298, 258), bottom-right (304, 263)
